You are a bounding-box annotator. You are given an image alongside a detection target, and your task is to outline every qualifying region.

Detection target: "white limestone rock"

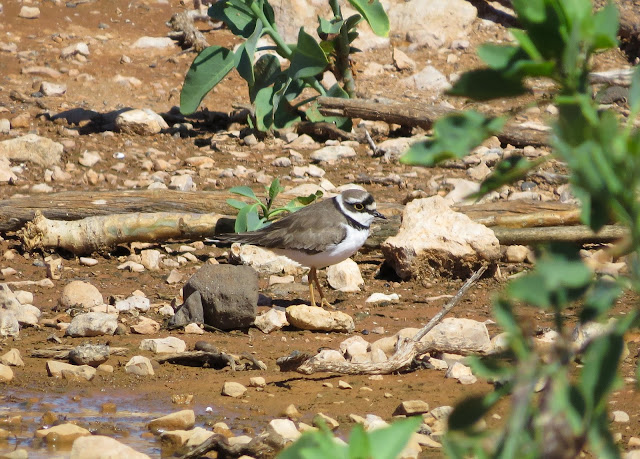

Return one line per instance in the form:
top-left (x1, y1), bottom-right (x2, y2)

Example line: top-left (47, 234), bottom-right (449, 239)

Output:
top-left (326, 258), bottom-right (364, 292)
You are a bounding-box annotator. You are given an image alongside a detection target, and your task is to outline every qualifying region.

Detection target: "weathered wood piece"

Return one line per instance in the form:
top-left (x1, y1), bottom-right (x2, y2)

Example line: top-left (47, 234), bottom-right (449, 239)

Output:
top-left (180, 432), bottom-right (272, 459)
top-left (316, 96), bottom-right (550, 147)
top-left (290, 265), bottom-right (488, 375)
top-left (19, 211), bottom-right (226, 254)
top-left (30, 346), bottom-right (128, 359)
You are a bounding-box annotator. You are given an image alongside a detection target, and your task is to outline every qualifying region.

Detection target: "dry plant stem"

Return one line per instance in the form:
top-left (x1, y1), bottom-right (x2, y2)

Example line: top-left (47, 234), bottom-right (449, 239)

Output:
top-left (317, 96), bottom-right (550, 147)
top-left (589, 68), bottom-right (634, 87)
top-left (19, 211), bottom-right (224, 255)
top-left (295, 265), bottom-right (487, 375)
top-left (180, 432), bottom-right (272, 459)
top-left (30, 346), bottom-right (128, 359)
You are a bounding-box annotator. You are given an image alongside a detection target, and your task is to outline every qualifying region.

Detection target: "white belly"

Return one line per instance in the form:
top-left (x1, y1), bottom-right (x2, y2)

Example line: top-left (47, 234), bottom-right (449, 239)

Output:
top-left (274, 225), bottom-right (369, 268)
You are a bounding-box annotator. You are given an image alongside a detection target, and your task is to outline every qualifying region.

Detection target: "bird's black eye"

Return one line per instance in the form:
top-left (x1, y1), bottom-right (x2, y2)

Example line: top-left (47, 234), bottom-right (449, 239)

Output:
top-left (354, 203), bottom-right (364, 210)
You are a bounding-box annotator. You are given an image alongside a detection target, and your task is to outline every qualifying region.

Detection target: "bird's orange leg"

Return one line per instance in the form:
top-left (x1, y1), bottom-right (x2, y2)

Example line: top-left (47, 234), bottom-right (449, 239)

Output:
top-left (310, 267), bottom-right (332, 308)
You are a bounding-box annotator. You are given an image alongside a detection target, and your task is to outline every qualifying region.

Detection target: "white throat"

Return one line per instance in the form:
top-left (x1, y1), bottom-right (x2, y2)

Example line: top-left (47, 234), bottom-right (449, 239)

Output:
top-left (335, 194), bottom-right (375, 228)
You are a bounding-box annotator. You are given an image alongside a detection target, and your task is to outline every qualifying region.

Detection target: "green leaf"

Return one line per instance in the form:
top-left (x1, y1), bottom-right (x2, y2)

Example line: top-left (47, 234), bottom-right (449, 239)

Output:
top-left (592, 1), bottom-right (619, 50)
top-left (208, 0), bottom-right (256, 38)
top-left (235, 202), bottom-right (259, 232)
top-left (448, 395), bottom-right (494, 431)
top-left (509, 29), bottom-right (543, 60)
top-left (317, 16), bottom-right (343, 36)
top-left (180, 46), bottom-right (235, 115)
top-left (400, 111), bottom-right (505, 166)
top-left (511, 0), bottom-right (546, 23)
top-left (347, 424), bottom-right (371, 458)
top-left (226, 198), bottom-right (249, 210)
top-left (581, 279), bottom-right (622, 323)
top-left (296, 190), bottom-right (323, 205)
top-left (629, 66), bottom-right (640, 119)
top-left (235, 21), bottom-right (263, 87)
top-left (287, 28), bottom-right (329, 80)
top-left (477, 44), bottom-right (521, 69)
top-left (254, 85), bottom-right (276, 131)
top-left (448, 69), bottom-right (527, 100)
top-left (277, 430), bottom-right (346, 459)
top-left (368, 417), bottom-right (422, 459)
top-left (587, 411), bottom-right (620, 459)
top-left (246, 207), bottom-right (262, 231)
top-left (250, 54), bottom-right (282, 102)
top-left (305, 101), bottom-right (352, 131)
top-left (230, 185), bottom-right (259, 201)
top-left (580, 332), bottom-right (623, 413)
top-left (268, 177), bottom-right (283, 202)
top-left (347, 0), bottom-right (389, 37)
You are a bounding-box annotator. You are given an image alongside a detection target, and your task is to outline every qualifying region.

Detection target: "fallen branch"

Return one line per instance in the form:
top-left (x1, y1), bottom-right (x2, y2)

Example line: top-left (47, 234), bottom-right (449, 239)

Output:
top-left (30, 346), bottom-right (128, 359)
top-left (292, 265), bottom-right (487, 375)
top-left (492, 224), bottom-right (627, 245)
top-left (154, 350), bottom-right (266, 371)
top-left (179, 432), bottom-right (272, 459)
top-left (317, 97), bottom-right (550, 147)
top-left (19, 211), bottom-right (225, 255)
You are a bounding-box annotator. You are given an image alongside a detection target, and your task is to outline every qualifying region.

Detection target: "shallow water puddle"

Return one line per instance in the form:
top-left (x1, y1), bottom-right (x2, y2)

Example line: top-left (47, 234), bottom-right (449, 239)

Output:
top-left (0, 387), bottom-right (249, 458)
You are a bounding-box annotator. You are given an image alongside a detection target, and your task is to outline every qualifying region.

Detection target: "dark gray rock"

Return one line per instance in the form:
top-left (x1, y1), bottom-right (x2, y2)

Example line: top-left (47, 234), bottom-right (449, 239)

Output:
top-left (69, 343), bottom-right (109, 367)
top-left (170, 264), bottom-right (258, 330)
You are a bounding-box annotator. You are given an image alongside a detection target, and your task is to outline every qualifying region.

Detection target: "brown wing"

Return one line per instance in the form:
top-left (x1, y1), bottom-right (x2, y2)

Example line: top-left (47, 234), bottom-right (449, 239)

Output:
top-left (217, 198), bottom-right (346, 253)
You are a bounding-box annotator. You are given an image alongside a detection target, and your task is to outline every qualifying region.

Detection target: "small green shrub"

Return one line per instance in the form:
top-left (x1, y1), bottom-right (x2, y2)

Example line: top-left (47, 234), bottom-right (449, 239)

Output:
top-left (180, 0), bottom-right (389, 131)
top-left (227, 178), bottom-right (322, 232)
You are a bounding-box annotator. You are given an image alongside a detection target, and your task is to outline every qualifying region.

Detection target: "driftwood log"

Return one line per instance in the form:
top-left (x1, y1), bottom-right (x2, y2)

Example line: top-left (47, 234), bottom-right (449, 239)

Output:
top-left (316, 96), bottom-right (550, 147)
top-left (282, 265), bottom-right (487, 375)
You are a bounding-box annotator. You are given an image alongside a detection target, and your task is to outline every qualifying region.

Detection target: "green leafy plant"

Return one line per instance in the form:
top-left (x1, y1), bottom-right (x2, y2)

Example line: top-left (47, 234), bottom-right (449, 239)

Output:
top-left (277, 416), bottom-right (422, 459)
top-left (180, 0), bottom-right (389, 131)
top-left (401, 0), bottom-right (640, 457)
top-left (227, 178), bottom-right (323, 232)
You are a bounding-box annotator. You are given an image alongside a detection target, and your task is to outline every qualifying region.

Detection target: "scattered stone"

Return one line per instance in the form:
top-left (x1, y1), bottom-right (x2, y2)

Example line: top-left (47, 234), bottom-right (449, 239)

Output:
top-left (160, 427), bottom-right (213, 449)
top-left (266, 419), bottom-right (301, 447)
top-left (630, 437), bottom-right (640, 448)
top-left (505, 245), bottom-right (530, 263)
top-left (445, 362), bottom-right (476, 384)
top-left (131, 316), bottom-right (160, 334)
top-left (254, 308), bottom-right (289, 334)
top-left (60, 280), bottom-right (104, 309)
top-left (40, 81), bottom-right (67, 97)
top-left (21, 66), bottom-right (61, 79)
top-left (170, 264), bottom-right (257, 330)
top-left (419, 318), bottom-right (493, 354)
top-left (141, 249), bottom-right (161, 270)
top-left (0, 363), bottom-right (13, 382)
top-left (381, 196), bottom-right (500, 279)
top-left (286, 305), bottom-right (355, 333)
top-left (612, 410), bottom-right (630, 423)
top-left (0, 310), bottom-right (19, 337)
top-left (393, 48), bottom-right (416, 71)
top-left (61, 42), bottom-right (90, 58)
top-left (272, 156), bottom-right (292, 167)
top-left (229, 243), bottom-right (302, 275)
top-left (0, 134), bottom-right (63, 167)
top-left (132, 36), bottom-right (175, 49)
top-left (115, 109), bottom-right (169, 135)
top-left (69, 343), bottom-right (109, 367)
top-left (165, 269), bottom-right (183, 284)
top-left (467, 162), bottom-right (491, 181)
top-left (70, 435), bottom-right (150, 459)
top-left (139, 337), bottom-right (186, 354)
top-left (309, 349), bottom-right (346, 365)
top-left (365, 292), bottom-right (400, 304)
top-left (326, 258), bottom-right (364, 292)
top-left (18, 6), bottom-right (40, 18)
top-left (116, 295), bottom-right (151, 312)
top-left (249, 376), bottom-right (266, 387)
top-left (310, 145), bottom-right (356, 162)
top-left (184, 323), bottom-right (204, 334)
top-left (405, 65), bottom-right (450, 92)
top-left (394, 400), bottom-right (430, 416)
top-left (45, 257), bottom-right (63, 280)
top-left (169, 174), bottom-right (195, 191)
top-left (46, 361), bottom-right (96, 381)
top-left (339, 335), bottom-right (370, 359)
top-left (313, 413), bottom-right (339, 430)
top-left (66, 312), bottom-right (118, 337)
top-left (35, 423), bottom-right (91, 443)
top-left (125, 355), bottom-right (155, 376)
top-left (222, 381), bottom-right (247, 398)
top-left (148, 410), bottom-right (195, 432)
top-left (0, 348), bottom-right (23, 366)
top-left (282, 404), bottom-right (301, 420)
top-left (338, 380), bottom-right (352, 389)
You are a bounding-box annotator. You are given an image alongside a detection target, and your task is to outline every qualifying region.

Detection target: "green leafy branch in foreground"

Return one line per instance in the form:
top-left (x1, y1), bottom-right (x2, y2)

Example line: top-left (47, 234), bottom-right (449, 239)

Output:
top-left (401, 0), bottom-right (640, 457)
top-left (227, 178), bottom-right (322, 232)
top-left (179, 0), bottom-right (389, 131)
top-left (277, 416), bottom-right (422, 459)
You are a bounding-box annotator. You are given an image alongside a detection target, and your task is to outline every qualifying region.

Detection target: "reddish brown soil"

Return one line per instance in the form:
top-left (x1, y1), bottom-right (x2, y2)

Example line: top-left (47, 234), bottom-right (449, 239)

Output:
top-left (0, 0), bottom-right (639, 457)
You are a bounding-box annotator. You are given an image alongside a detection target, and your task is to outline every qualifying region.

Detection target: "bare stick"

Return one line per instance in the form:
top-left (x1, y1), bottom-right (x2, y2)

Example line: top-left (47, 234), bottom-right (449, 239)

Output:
top-left (294, 265), bottom-right (488, 375)
top-left (413, 264), bottom-right (488, 342)
top-left (179, 432), bottom-right (272, 459)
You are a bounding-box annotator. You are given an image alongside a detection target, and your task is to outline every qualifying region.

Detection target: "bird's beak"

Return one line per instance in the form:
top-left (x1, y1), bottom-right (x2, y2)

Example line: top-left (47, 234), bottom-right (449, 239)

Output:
top-left (373, 210), bottom-right (386, 220)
